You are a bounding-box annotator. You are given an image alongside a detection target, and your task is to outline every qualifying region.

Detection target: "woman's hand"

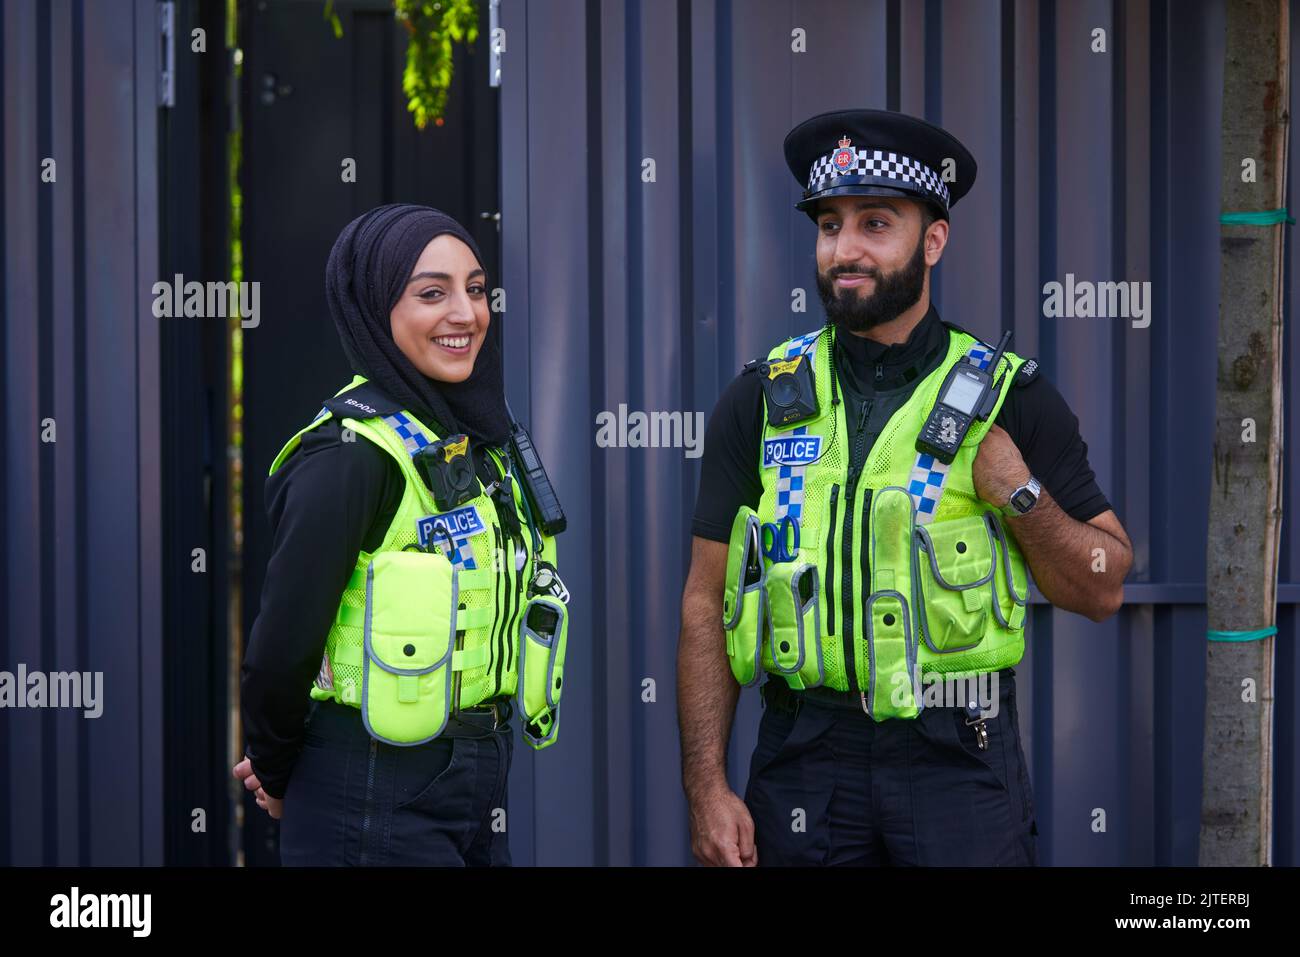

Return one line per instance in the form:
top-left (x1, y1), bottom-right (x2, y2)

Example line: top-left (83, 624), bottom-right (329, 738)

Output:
top-left (233, 757), bottom-right (284, 820)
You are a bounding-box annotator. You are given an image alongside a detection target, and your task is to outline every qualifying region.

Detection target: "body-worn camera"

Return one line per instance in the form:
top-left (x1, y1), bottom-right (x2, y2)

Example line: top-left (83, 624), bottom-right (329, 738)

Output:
top-left (414, 433), bottom-right (479, 511)
top-left (759, 353), bottom-right (818, 427)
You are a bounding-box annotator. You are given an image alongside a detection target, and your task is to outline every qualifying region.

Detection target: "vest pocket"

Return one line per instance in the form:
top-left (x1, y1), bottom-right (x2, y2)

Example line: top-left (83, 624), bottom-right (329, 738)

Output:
top-left (986, 512), bottom-right (1029, 631)
top-left (764, 563), bottom-right (824, 689)
top-left (518, 595), bottom-right (568, 749)
top-left (914, 513), bottom-right (997, 653)
top-left (864, 591), bottom-right (919, 718)
top-left (864, 488), bottom-right (920, 717)
top-left (722, 508), bottom-right (767, 687)
top-left (361, 550), bottom-right (456, 746)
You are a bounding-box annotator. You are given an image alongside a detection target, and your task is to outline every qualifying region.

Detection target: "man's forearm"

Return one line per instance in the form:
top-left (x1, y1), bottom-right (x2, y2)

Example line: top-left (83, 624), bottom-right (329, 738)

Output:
top-left (676, 590), bottom-right (741, 800)
top-left (1005, 488), bottom-right (1130, 621)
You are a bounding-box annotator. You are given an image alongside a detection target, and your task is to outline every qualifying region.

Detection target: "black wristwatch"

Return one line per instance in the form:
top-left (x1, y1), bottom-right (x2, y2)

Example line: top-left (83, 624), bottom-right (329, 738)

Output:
top-left (1001, 476), bottom-right (1041, 517)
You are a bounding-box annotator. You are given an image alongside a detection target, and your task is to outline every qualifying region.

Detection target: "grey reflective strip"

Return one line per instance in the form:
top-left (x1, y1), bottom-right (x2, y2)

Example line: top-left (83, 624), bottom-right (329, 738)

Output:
top-left (794, 565), bottom-right (825, 687)
top-left (723, 514), bottom-right (761, 631)
top-left (863, 590), bottom-right (915, 717)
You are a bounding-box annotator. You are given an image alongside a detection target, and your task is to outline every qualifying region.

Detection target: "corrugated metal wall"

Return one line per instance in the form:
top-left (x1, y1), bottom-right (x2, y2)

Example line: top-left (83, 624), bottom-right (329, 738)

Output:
top-left (500, 0), bottom-right (1300, 865)
top-left (2, 0), bottom-right (165, 864)
top-left (2, 0), bottom-right (1297, 869)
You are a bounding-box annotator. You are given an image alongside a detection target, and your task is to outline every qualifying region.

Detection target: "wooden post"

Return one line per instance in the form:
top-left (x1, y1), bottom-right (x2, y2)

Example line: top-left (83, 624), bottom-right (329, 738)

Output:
top-left (1201, 0), bottom-right (1288, 867)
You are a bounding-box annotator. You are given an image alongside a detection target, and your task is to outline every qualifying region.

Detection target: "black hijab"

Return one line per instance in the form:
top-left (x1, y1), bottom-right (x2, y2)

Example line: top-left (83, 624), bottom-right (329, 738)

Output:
top-left (325, 203), bottom-right (510, 446)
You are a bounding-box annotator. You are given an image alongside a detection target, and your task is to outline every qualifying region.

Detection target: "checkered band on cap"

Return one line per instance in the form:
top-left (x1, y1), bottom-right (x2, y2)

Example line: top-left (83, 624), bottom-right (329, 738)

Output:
top-left (905, 341), bottom-right (997, 524)
top-left (382, 411), bottom-right (479, 570)
top-left (774, 328), bottom-right (824, 522)
top-left (807, 148), bottom-right (951, 208)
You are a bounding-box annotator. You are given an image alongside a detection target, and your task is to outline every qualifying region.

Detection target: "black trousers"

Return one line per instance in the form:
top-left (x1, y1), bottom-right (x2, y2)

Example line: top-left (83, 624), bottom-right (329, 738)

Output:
top-left (744, 670), bottom-right (1039, 866)
top-left (278, 699), bottom-right (513, 866)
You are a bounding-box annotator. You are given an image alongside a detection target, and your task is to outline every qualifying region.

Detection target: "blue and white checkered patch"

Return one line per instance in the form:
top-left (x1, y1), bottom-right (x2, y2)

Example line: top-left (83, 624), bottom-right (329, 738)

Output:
top-left (905, 339), bottom-right (1003, 524)
top-left (772, 329), bottom-right (823, 521)
top-left (382, 411), bottom-right (479, 569)
top-left (383, 411), bottom-right (434, 456)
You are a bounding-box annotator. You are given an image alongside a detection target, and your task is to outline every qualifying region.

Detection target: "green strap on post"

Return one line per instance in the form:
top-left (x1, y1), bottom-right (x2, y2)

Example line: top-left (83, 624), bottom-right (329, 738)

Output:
top-left (1207, 626), bottom-right (1277, 642)
top-left (1219, 209), bottom-right (1295, 225)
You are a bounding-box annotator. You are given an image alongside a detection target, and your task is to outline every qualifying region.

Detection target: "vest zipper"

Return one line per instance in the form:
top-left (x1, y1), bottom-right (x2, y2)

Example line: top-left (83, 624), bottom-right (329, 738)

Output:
top-left (495, 523), bottom-right (524, 693)
top-left (840, 399), bottom-right (871, 693)
top-left (488, 525), bottom-right (505, 690)
top-left (859, 488), bottom-right (873, 702)
top-left (824, 484), bottom-right (840, 638)
top-left (510, 531), bottom-right (526, 674)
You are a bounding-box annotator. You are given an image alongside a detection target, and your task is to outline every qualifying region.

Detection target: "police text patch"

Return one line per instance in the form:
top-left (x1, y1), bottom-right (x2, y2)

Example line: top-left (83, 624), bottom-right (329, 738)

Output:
top-left (416, 505), bottom-right (485, 548)
top-left (763, 435), bottom-right (823, 468)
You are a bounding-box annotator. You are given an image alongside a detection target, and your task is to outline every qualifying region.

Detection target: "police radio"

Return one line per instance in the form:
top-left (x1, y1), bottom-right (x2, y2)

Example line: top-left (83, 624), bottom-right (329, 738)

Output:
top-left (915, 330), bottom-right (1013, 465)
top-left (414, 434), bottom-right (479, 511)
top-left (759, 352), bottom-right (818, 427)
top-left (508, 419), bottom-right (567, 537)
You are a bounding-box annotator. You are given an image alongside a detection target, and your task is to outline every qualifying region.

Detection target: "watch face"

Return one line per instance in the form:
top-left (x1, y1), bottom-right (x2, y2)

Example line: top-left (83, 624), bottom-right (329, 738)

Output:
top-left (1011, 488), bottom-right (1036, 512)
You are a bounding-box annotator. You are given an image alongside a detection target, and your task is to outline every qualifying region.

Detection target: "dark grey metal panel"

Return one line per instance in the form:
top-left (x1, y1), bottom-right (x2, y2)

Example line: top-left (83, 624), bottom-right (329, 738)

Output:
top-left (501, 0), bottom-right (599, 866)
top-left (1, 0), bottom-right (163, 865)
top-left (504, 0), bottom-right (1300, 866)
top-left (3, 0), bottom-right (45, 867)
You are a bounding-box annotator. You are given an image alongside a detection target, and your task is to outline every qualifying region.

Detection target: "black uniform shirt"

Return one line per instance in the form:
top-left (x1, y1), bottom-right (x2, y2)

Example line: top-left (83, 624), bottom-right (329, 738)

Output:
top-left (241, 416), bottom-right (501, 799)
top-left (691, 305), bottom-right (1112, 543)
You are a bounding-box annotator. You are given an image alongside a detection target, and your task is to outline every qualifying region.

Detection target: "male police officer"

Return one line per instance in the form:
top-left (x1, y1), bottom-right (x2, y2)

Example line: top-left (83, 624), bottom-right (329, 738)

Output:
top-left (677, 109), bottom-right (1133, 866)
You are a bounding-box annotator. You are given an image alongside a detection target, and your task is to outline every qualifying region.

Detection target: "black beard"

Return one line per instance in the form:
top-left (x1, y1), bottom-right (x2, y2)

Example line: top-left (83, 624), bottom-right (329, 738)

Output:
top-left (816, 234), bottom-right (927, 334)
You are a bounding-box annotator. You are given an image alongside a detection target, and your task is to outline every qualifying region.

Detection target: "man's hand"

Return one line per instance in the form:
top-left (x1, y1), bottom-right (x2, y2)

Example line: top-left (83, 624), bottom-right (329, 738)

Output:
top-left (689, 783), bottom-right (758, 867)
top-left (972, 425), bottom-right (1132, 621)
top-left (972, 424), bottom-right (1030, 508)
top-left (677, 536), bottom-right (748, 862)
top-left (233, 757), bottom-right (284, 820)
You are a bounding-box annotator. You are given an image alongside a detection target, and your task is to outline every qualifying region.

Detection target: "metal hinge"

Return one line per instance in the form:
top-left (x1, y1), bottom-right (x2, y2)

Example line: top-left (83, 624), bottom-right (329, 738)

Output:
top-left (158, 2), bottom-right (176, 108)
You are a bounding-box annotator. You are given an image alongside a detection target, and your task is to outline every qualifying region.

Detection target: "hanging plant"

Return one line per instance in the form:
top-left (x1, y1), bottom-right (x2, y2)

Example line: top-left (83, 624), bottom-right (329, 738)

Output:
top-left (394, 0), bottom-right (479, 129)
top-left (320, 1), bottom-right (479, 129)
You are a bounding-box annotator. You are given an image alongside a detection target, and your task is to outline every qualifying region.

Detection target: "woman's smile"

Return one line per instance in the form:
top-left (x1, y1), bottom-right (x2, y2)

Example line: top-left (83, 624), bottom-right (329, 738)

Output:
top-left (431, 332), bottom-right (473, 355)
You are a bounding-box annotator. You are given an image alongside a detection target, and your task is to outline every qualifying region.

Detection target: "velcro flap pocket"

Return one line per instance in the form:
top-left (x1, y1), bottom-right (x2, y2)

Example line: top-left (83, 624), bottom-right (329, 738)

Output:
top-left (362, 550), bottom-right (456, 745)
top-left (871, 487), bottom-right (916, 595)
top-left (723, 508), bottom-right (762, 630)
top-left (763, 562), bottom-right (823, 688)
top-left (864, 591), bottom-right (919, 720)
top-left (722, 508), bottom-right (766, 688)
top-left (518, 596), bottom-right (569, 745)
top-left (914, 512), bottom-right (996, 653)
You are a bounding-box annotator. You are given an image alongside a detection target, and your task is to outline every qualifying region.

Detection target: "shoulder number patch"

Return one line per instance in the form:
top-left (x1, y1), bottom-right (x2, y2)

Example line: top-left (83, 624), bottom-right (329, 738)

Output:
top-left (1015, 358), bottom-right (1041, 387)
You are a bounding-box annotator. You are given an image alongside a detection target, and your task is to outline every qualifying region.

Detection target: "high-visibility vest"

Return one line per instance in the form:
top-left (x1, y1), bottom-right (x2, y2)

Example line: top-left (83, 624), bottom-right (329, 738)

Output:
top-left (722, 325), bottom-right (1031, 719)
top-left (270, 376), bottom-right (568, 749)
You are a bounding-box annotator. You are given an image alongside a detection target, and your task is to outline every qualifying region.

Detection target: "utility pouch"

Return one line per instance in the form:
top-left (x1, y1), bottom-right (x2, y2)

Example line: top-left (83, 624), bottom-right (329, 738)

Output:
top-left (763, 562), bottom-right (823, 689)
top-left (361, 550), bottom-right (456, 746)
top-left (721, 508), bottom-right (766, 687)
top-left (864, 487), bottom-right (920, 719)
top-left (517, 595), bottom-right (568, 749)
top-left (986, 512), bottom-right (1029, 631)
top-left (914, 512), bottom-right (997, 653)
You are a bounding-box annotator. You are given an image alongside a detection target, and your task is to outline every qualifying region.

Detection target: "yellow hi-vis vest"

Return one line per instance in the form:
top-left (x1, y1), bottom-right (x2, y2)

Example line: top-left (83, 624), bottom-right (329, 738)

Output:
top-left (270, 376), bottom-right (568, 749)
top-left (722, 325), bottom-right (1031, 719)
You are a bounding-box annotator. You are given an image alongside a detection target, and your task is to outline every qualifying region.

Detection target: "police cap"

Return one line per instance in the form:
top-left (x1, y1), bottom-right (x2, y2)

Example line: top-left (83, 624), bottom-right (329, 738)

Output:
top-left (784, 108), bottom-right (977, 222)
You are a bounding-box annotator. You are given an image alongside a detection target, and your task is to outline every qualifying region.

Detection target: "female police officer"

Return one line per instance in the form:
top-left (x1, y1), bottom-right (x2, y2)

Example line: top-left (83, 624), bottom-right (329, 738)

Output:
top-left (233, 204), bottom-right (570, 866)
